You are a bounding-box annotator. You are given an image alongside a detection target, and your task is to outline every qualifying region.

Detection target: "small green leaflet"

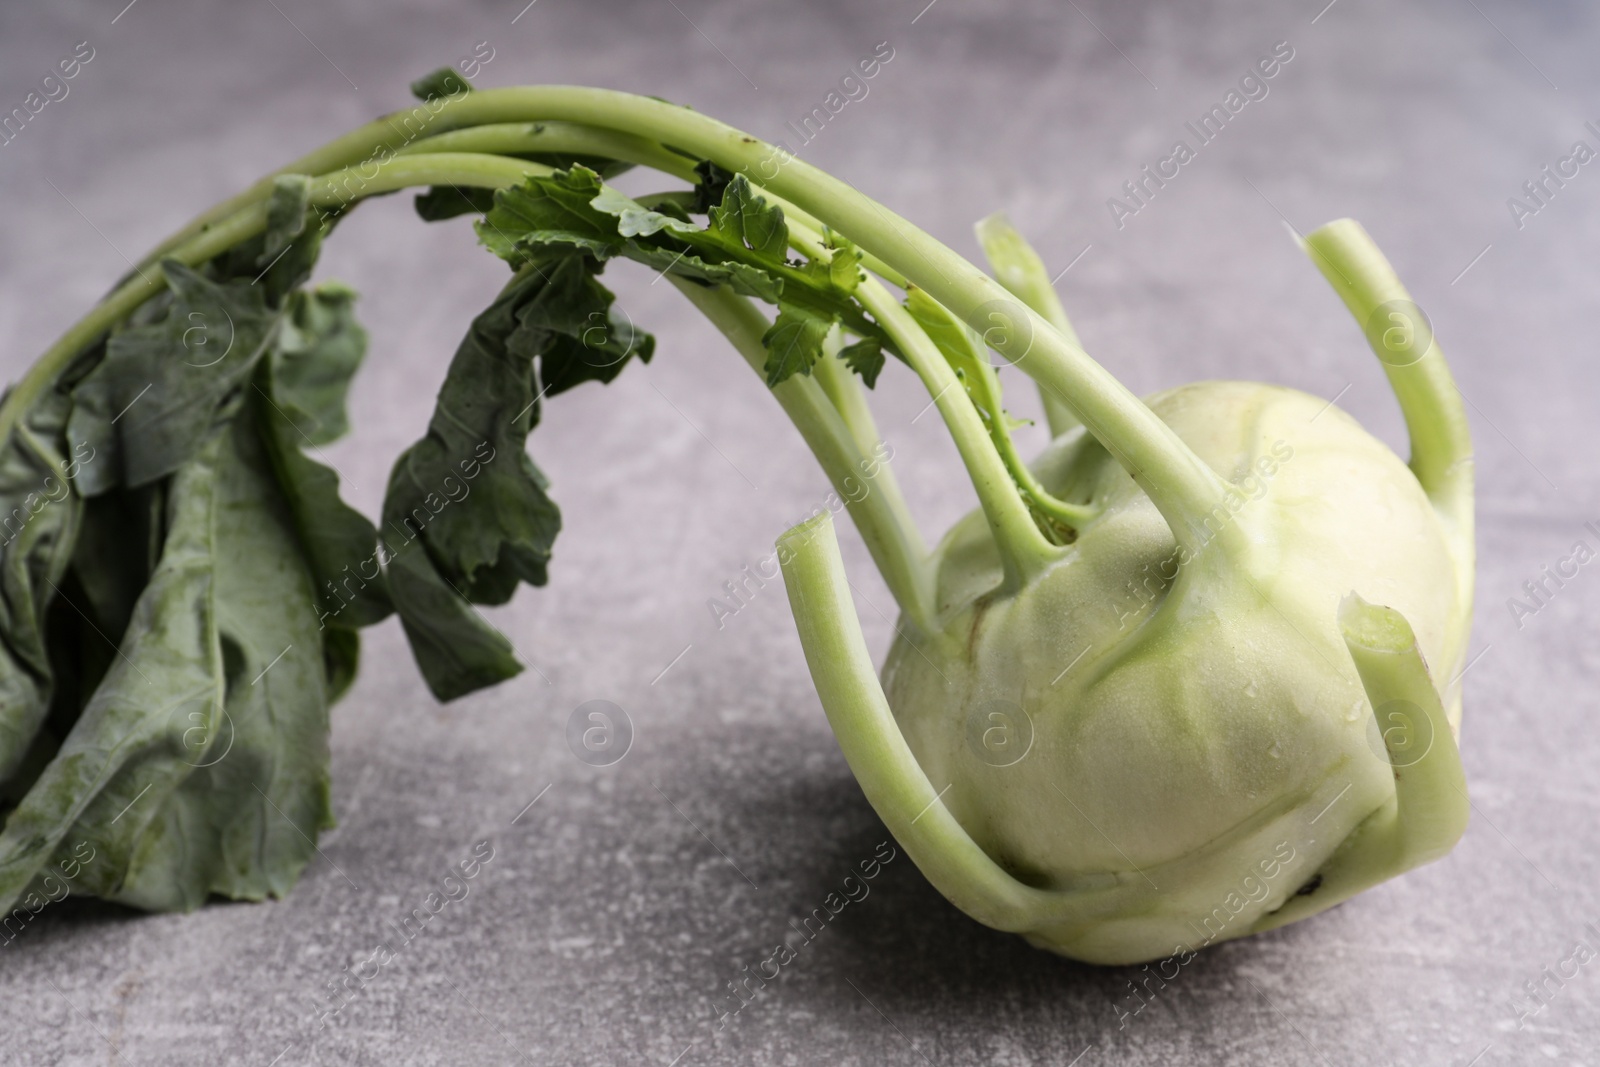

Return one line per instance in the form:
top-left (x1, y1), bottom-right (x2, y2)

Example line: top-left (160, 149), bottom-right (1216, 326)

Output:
top-left (478, 165), bottom-right (893, 385)
top-left (761, 304), bottom-right (836, 387)
top-left (707, 175), bottom-right (788, 264)
top-left (839, 339), bottom-right (886, 388)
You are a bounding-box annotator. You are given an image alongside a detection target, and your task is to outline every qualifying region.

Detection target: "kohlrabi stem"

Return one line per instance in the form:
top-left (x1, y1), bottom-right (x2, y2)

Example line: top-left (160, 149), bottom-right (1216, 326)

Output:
top-left (1253, 595), bottom-right (1469, 933)
top-left (0, 153), bottom-right (546, 453)
top-left (1299, 219), bottom-right (1474, 715)
top-left (670, 279), bottom-right (936, 632)
top-left (975, 213), bottom-right (1084, 438)
top-left (777, 512), bottom-right (1130, 932)
top-left (855, 277), bottom-right (1059, 590)
top-left (121, 87), bottom-right (1227, 550)
top-left (391, 88), bottom-right (1228, 551)
top-left (395, 121), bottom-right (702, 182)
top-left (780, 215), bottom-right (1053, 583)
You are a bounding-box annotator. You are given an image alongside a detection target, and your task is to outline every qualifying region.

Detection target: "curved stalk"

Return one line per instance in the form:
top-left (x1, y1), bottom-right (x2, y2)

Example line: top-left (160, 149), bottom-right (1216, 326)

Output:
top-left (777, 512), bottom-right (1124, 930)
top-left (854, 278), bottom-right (1059, 590)
top-left (671, 280), bottom-right (935, 632)
top-left (113, 88), bottom-right (1227, 551)
top-left (778, 215), bottom-right (1053, 585)
top-left (1299, 220), bottom-right (1474, 713)
top-left (904, 287), bottom-right (1096, 536)
top-left (1252, 595), bottom-right (1469, 933)
top-left (397, 88), bottom-right (1230, 552)
top-left (2, 153), bottom-right (546, 452)
top-left (974, 213), bottom-right (1084, 438)
top-left (395, 121), bottom-right (701, 182)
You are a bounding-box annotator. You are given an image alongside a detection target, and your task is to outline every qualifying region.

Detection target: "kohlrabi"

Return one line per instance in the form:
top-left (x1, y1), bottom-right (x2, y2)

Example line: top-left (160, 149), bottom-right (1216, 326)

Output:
top-left (0, 75), bottom-right (1471, 966)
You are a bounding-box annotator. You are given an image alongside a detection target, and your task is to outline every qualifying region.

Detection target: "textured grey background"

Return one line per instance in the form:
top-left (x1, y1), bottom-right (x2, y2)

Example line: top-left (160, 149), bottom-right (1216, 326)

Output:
top-left (2, 0), bottom-right (1598, 1064)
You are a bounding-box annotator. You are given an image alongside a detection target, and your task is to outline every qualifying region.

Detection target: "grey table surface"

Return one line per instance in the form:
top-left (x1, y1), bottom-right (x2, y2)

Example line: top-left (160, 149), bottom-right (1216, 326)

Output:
top-left (2, 0), bottom-right (1597, 1064)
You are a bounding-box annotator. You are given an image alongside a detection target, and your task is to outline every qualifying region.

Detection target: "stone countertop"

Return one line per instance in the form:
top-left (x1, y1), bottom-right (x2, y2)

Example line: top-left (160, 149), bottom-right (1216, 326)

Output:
top-left (1, 0), bottom-right (1596, 1063)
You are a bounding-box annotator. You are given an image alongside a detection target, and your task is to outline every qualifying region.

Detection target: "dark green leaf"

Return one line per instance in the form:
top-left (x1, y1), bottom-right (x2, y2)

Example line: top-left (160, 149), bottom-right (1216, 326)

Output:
top-left (509, 254), bottom-right (655, 399)
top-left (415, 185), bottom-right (499, 222)
top-left (267, 282), bottom-right (367, 446)
top-left (410, 66), bottom-right (473, 101)
top-left (0, 386), bottom-right (85, 787)
top-left (839, 339), bottom-right (886, 388)
top-left (67, 261), bottom-right (282, 494)
top-left (761, 304), bottom-right (837, 387)
top-left (0, 429), bottom-right (225, 914)
top-left (114, 409), bottom-right (336, 908)
top-left (0, 409), bottom-right (343, 914)
top-left (383, 543), bottom-right (522, 702)
top-left (692, 159), bottom-right (735, 214)
top-left (255, 360), bottom-right (392, 632)
top-left (384, 267), bottom-right (555, 698)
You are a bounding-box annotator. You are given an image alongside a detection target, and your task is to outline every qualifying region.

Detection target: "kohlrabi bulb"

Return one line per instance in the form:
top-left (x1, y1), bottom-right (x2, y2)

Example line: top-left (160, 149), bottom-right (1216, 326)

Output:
top-left (779, 218), bottom-right (1474, 966)
top-left (882, 380), bottom-right (1463, 963)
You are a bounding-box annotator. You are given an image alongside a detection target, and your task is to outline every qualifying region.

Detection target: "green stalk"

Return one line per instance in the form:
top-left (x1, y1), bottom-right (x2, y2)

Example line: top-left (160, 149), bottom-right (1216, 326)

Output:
top-left (1299, 220), bottom-right (1474, 715)
top-left (904, 288), bottom-right (1095, 537)
top-left (671, 279), bottom-right (936, 632)
top-left (394, 121), bottom-right (700, 181)
top-left (1, 153), bottom-right (546, 454)
top-left (1252, 595), bottom-right (1469, 933)
top-left (855, 277), bottom-right (1058, 590)
top-left (777, 512), bottom-right (1127, 931)
top-left (113, 88), bottom-right (1226, 552)
top-left (392, 88), bottom-right (1231, 552)
top-left (974, 212), bottom-right (1084, 437)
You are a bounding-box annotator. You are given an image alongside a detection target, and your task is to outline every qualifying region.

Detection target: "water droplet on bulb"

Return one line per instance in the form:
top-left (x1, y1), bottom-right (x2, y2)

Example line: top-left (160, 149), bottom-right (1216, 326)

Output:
top-left (1267, 740), bottom-right (1283, 759)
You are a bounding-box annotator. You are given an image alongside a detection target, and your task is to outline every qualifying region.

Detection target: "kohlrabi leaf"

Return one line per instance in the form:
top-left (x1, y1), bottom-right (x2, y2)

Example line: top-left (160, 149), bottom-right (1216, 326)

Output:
top-left (508, 253), bottom-right (655, 398)
top-left (0, 431), bottom-right (225, 916)
top-left (0, 385), bottom-right (85, 786)
top-left (67, 261), bottom-right (282, 494)
top-left (478, 166), bottom-right (624, 264)
top-left (415, 185), bottom-right (498, 222)
top-left (110, 409), bottom-right (335, 909)
top-left (762, 304), bottom-right (838, 387)
top-left (255, 361), bottom-right (392, 632)
top-left (387, 266), bottom-right (560, 601)
top-left (38, 483), bottom-right (165, 755)
top-left (383, 261), bottom-right (570, 697)
top-left (207, 176), bottom-right (326, 307)
top-left (266, 282), bottom-right (367, 446)
top-left (707, 175), bottom-right (789, 264)
top-left (482, 168), bottom-right (857, 317)
top-left (839, 338), bottom-right (886, 388)
top-left (691, 160), bottom-right (735, 213)
top-left (590, 186), bottom-right (699, 240)
top-left (811, 233), bottom-right (864, 294)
